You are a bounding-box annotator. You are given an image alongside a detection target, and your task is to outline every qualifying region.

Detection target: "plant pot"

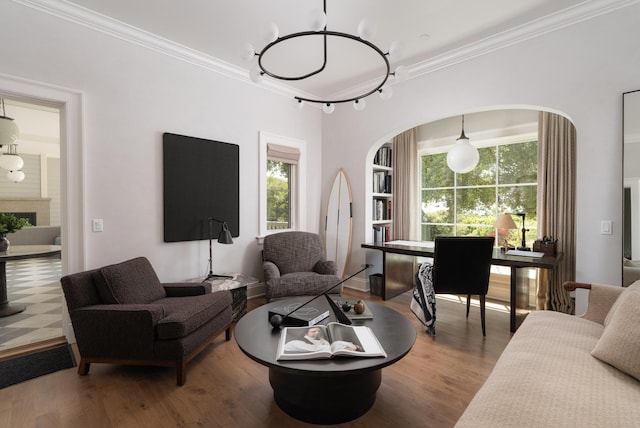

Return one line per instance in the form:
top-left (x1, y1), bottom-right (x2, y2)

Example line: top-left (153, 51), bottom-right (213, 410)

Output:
top-left (0, 236), bottom-right (9, 252)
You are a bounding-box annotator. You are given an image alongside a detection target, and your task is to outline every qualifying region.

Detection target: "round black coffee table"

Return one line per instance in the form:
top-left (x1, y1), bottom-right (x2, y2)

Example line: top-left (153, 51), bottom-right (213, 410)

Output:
top-left (234, 299), bottom-right (416, 424)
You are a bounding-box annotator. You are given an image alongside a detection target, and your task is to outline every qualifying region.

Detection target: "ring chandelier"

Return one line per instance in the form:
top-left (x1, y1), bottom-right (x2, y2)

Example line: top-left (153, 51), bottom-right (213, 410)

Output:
top-left (242, 0), bottom-right (408, 113)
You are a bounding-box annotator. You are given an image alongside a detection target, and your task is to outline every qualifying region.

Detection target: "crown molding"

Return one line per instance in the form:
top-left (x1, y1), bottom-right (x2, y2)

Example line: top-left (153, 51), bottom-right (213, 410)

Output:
top-left (11, 0), bottom-right (313, 101)
top-left (14, 0), bottom-right (640, 103)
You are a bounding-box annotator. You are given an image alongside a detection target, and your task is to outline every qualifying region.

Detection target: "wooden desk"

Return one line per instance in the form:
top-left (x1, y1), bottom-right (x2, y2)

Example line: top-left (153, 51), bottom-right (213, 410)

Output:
top-left (0, 245), bottom-right (61, 317)
top-left (361, 241), bottom-right (563, 332)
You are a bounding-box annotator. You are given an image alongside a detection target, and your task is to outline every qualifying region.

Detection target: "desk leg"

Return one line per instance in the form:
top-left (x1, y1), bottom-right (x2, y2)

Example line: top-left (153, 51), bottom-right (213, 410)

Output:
top-left (510, 266), bottom-right (533, 332)
top-left (0, 261), bottom-right (26, 318)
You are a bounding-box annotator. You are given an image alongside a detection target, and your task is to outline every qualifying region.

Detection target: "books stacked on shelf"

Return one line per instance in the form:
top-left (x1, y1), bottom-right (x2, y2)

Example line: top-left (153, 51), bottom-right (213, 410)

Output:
top-left (276, 322), bottom-right (387, 361)
top-left (374, 145), bottom-right (392, 167)
top-left (373, 225), bottom-right (391, 243)
top-left (373, 199), bottom-right (392, 221)
top-left (373, 171), bottom-right (392, 194)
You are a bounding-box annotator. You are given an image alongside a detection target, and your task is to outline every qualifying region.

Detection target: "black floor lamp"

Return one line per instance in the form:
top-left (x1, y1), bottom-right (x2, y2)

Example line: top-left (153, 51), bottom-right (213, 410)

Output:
top-left (205, 217), bottom-right (234, 280)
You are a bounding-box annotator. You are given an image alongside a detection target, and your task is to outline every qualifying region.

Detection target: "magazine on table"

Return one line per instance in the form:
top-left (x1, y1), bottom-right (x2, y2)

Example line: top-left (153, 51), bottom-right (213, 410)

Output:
top-left (276, 322), bottom-right (387, 361)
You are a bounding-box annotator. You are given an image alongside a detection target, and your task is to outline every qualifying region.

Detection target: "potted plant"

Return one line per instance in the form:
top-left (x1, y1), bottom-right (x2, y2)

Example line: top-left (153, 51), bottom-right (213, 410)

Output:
top-left (0, 213), bottom-right (31, 252)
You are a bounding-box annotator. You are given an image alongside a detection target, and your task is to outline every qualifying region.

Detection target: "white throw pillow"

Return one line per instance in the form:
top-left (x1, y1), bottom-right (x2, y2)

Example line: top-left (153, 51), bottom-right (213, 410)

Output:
top-left (604, 281), bottom-right (640, 326)
top-left (592, 290), bottom-right (640, 381)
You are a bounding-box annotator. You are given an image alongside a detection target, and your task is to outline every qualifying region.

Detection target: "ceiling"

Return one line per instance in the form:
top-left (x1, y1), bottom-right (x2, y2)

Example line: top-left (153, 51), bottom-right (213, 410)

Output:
top-left (64, 0), bottom-right (594, 98)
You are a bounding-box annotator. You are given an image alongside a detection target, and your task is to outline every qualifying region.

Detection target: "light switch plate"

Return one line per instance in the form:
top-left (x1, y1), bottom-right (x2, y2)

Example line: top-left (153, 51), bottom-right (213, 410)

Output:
top-left (92, 218), bottom-right (104, 232)
top-left (600, 220), bottom-right (612, 235)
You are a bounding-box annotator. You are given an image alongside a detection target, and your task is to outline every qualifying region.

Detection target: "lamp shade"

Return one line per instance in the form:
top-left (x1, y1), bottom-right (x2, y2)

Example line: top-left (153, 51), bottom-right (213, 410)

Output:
top-left (495, 213), bottom-right (517, 230)
top-left (217, 223), bottom-right (234, 244)
top-left (0, 116), bottom-right (19, 145)
top-left (446, 137), bottom-right (479, 173)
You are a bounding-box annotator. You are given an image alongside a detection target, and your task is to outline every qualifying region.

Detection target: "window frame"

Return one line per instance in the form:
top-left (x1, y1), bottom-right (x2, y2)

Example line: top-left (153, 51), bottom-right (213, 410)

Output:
top-left (418, 132), bottom-right (538, 240)
top-left (259, 132), bottom-right (307, 238)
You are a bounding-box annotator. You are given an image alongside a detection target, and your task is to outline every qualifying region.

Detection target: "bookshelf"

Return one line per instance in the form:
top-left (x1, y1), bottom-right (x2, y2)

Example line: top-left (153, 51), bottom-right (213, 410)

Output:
top-left (372, 143), bottom-right (392, 243)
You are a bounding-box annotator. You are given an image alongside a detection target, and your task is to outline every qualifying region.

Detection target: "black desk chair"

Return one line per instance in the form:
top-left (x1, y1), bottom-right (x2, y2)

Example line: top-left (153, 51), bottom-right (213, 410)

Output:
top-left (432, 236), bottom-right (494, 336)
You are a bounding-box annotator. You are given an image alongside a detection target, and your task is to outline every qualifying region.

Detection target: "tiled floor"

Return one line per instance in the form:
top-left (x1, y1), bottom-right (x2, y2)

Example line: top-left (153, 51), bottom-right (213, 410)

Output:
top-left (0, 257), bottom-right (62, 351)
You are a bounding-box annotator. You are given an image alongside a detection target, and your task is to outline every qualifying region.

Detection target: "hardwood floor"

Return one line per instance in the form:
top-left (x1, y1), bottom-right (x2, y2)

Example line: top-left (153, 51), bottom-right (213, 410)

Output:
top-left (0, 289), bottom-right (513, 427)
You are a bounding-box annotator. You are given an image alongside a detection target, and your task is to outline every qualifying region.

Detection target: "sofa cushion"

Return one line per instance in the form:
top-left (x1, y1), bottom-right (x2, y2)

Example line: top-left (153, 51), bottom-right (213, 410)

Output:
top-left (604, 281), bottom-right (640, 326)
top-left (156, 290), bottom-right (232, 340)
top-left (94, 257), bottom-right (166, 304)
top-left (592, 290), bottom-right (640, 381)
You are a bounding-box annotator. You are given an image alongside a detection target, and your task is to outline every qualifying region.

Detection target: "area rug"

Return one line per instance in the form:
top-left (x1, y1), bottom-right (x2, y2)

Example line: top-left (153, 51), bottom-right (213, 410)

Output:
top-left (0, 344), bottom-right (76, 389)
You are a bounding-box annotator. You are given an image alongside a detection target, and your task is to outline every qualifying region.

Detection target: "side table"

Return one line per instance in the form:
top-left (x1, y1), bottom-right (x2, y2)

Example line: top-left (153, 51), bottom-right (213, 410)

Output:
top-left (186, 273), bottom-right (258, 322)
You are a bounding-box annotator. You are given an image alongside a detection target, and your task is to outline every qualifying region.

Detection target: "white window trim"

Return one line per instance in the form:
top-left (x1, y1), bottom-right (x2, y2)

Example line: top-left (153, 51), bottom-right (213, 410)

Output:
top-left (258, 131), bottom-right (307, 241)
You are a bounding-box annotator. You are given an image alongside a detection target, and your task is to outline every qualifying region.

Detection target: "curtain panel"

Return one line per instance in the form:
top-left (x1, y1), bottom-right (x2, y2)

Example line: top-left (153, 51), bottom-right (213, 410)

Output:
top-left (392, 128), bottom-right (418, 241)
top-left (536, 111), bottom-right (577, 314)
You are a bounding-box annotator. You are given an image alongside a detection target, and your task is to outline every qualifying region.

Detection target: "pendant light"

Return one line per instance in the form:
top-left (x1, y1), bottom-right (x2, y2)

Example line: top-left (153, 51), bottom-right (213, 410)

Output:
top-left (0, 99), bottom-right (19, 146)
top-left (447, 115), bottom-right (479, 173)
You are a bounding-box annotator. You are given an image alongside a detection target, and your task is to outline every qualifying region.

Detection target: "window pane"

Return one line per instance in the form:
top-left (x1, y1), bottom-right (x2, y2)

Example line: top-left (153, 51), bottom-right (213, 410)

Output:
top-left (456, 187), bottom-right (496, 227)
top-left (421, 189), bottom-right (454, 223)
top-left (456, 225), bottom-right (496, 238)
top-left (267, 160), bottom-right (291, 230)
top-left (498, 185), bottom-right (537, 245)
top-left (457, 146), bottom-right (496, 187)
top-left (498, 141), bottom-right (537, 184)
top-left (421, 224), bottom-right (454, 241)
top-left (422, 152), bottom-right (454, 188)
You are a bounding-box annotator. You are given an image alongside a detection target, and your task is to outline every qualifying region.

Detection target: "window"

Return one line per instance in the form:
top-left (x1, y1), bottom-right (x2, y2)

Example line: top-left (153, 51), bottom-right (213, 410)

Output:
top-left (420, 140), bottom-right (538, 246)
top-left (259, 132), bottom-right (306, 237)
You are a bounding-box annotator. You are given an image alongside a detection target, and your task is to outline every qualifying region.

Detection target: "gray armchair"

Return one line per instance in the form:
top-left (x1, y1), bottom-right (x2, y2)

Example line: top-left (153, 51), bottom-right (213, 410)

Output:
top-left (61, 257), bottom-right (232, 386)
top-left (263, 231), bottom-right (342, 301)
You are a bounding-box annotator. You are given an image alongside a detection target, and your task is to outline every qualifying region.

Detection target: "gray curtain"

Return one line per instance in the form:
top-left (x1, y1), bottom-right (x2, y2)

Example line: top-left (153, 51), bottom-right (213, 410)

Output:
top-left (536, 111), bottom-right (576, 314)
top-left (392, 128), bottom-right (418, 241)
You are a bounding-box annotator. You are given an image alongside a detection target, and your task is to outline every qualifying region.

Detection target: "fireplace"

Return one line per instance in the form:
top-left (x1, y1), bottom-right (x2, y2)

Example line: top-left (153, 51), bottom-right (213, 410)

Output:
top-left (2, 212), bottom-right (37, 226)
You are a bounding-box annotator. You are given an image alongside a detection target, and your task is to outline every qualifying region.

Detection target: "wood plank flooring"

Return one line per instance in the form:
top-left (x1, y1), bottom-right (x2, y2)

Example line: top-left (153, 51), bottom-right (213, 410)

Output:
top-left (0, 289), bottom-right (513, 427)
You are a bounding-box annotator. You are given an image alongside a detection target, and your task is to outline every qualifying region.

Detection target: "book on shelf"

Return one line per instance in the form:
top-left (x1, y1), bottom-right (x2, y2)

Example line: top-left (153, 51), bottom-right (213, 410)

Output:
top-left (374, 146), bottom-right (393, 168)
top-left (276, 322), bottom-right (387, 361)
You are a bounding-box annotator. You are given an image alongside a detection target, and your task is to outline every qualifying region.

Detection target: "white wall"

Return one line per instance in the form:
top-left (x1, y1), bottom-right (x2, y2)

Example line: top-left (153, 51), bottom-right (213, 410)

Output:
top-left (322, 4), bottom-right (640, 298)
top-left (0, 1), bottom-right (322, 282)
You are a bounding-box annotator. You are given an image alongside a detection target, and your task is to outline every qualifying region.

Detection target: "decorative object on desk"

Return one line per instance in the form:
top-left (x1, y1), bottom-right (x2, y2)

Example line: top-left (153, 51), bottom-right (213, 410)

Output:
top-left (447, 115), bottom-right (479, 173)
top-left (533, 236), bottom-right (558, 256)
top-left (241, 0), bottom-right (407, 113)
top-left (354, 300), bottom-right (365, 314)
top-left (0, 213), bottom-right (31, 252)
top-left (337, 299), bottom-right (374, 320)
top-left (515, 212), bottom-right (530, 251)
top-left (204, 217), bottom-right (233, 280)
top-left (494, 213), bottom-right (518, 251)
top-left (268, 264), bottom-right (371, 329)
top-left (276, 323), bottom-right (386, 361)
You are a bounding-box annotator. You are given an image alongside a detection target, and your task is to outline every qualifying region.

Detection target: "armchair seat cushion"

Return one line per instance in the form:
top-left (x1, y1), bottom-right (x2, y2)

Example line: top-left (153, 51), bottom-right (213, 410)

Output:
top-left (156, 291), bottom-right (232, 340)
top-left (94, 257), bottom-right (166, 304)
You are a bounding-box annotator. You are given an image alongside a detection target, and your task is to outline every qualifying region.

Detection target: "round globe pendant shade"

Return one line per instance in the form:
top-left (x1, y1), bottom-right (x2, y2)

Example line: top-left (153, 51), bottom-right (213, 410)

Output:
top-left (7, 170), bottom-right (25, 183)
top-left (446, 138), bottom-right (479, 173)
top-left (0, 154), bottom-right (24, 171)
top-left (0, 116), bottom-right (19, 145)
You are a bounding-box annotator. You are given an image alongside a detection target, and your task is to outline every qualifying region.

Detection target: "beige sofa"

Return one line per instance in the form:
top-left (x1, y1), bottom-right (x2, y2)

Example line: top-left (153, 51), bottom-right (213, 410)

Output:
top-left (456, 281), bottom-right (640, 427)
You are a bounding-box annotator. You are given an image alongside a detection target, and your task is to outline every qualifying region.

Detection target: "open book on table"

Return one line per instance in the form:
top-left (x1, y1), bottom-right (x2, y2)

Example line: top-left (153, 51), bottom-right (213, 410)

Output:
top-left (276, 322), bottom-right (387, 361)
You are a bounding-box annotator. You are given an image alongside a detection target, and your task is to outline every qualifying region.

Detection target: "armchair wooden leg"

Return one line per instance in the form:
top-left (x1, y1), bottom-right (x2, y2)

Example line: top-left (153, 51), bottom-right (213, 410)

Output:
top-left (466, 294), bottom-right (471, 318)
top-left (177, 361), bottom-right (187, 386)
top-left (78, 359), bottom-right (90, 376)
top-left (225, 326), bottom-right (232, 341)
top-left (480, 295), bottom-right (486, 337)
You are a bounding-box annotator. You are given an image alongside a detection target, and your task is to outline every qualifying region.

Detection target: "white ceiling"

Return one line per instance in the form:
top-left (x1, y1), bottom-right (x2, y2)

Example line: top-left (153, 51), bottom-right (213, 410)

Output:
top-left (1, 0), bottom-right (626, 154)
top-left (64, 0), bottom-right (592, 98)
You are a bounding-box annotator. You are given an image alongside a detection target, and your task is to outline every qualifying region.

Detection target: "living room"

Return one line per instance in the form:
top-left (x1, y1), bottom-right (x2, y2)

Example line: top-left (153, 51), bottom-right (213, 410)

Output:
top-left (0, 0), bottom-right (638, 426)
